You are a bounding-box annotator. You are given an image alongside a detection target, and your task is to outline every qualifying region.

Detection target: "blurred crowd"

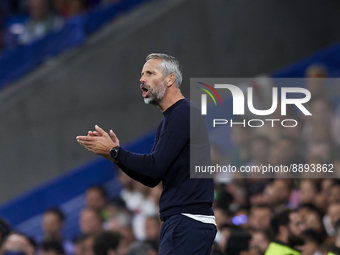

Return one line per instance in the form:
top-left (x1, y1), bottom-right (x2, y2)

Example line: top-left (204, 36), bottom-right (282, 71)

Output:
top-left (0, 180), bottom-right (161, 255)
top-left (0, 64), bottom-right (340, 255)
top-left (0, 0), bottom-right (121, 52)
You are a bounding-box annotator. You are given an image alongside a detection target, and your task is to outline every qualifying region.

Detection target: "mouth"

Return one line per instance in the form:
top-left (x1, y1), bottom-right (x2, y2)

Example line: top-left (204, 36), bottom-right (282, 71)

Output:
top-left (140, 85), bottom-right (149, 98)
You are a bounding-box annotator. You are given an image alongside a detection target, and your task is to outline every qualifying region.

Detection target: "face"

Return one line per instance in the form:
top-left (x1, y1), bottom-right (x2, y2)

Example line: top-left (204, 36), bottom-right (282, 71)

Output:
top-left (328, 186), bottom-right (340, 204)
top-left (86, 189), bottom-right (106, 211)
top-left (249, 232), bottom-right (269, 255)
top-left (140, 59), bottom-right (166, 105)
top-left (250, 208), bottom-right (271, 231)
top-left (299, 180), bottom-right (317, 204)
top-left (272, 180), bottom-right (290, 205)
top-left (43, 213), bottom-right (63, 236)
top-left (328, 204), bottom-right (340, 227)
top-left (288, 212), bottom-right (305, 247)
top-left (303, 211), bottom-right (322, 232)
top-left (80, 209), bottom-right (102, 235)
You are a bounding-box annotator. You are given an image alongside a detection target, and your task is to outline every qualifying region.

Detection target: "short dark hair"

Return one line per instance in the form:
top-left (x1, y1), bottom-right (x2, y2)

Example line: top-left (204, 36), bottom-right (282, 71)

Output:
top-left (270, 208), bottom-right (294, 238)
top-left (42, 241), bottom-right (65, 255)
top-left (45, 207), bottom-right (65, 222)
top-left (225, 230), bottom-right (251, 255)
top-left (93, 231), bottom-right (121, 255)
top-left (0, 218), bottom-right (10, 245)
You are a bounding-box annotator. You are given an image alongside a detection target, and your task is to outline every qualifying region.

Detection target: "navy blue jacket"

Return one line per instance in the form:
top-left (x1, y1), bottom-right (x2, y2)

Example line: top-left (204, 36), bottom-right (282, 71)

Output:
top-left (117, 98), bottom-right (214, 218)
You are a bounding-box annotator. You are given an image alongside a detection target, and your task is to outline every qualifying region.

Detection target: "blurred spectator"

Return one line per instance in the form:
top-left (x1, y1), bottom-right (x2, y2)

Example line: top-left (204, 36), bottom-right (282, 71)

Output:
top-left (270, 179), bottom-right (292, 208)
top-left (330, 218), bottom-right (340, 255)
top-left (306, 140), bottom-right (332, 165)
top-left (144, 216), bottom-right (160, 244)
top-left (105, 211), bottom-right (135, 255)
top-left (265, 208), bottom-right (305, 254)
top-left (106, 198), bottom-right (128, 219)
top-left (248, 205), bottom-right (272, 231)
top-left (300, 229), bottom-right (324, 255)
top-left (127, 241), bottom-right (158, 255)
top-left (82, 235), bottom-right (95, 255)
top-left (86, 186), bottom-right (110, 220)
top-left (249, 230), bottom-right (270, 255)
top-left (0, 218), bottom-right (10, 248)
top-left (2, 232), bottom-right (36, 255)
top-left (248, 136), bottom-right (270, 167)
top-left (225, 230), bottom-right (251, 255)
top-left (117, 169), bottom-right (158, 241)
top-left (19, 0), bottom-right (63, 45)
top-left (228, 124), bottom-right (251, 168)
top-left (328, 184), bottom-right (340, 205)
top-left (325, 203), bottom-right (340, 236)
top-left (40, 207), bottom-right (74, 255)
top-left (305, 64), bottom-right (328, 100)
top-left (275, 136), bottom-right (305, 166)
top-left (80, 208), bottom-right (103, 237)
top-left (41, 241), bottom-right (65, 255)
top-left (299, 180), bottom-right (319, 205)
top-left (216, 223), bottom-right (240, 252)
top-left (214, 206), bottom-right (233, 246)
top-left (93, 231), bottom-right (121, 255)
top-left (298, 204), bottom-right (326, 236)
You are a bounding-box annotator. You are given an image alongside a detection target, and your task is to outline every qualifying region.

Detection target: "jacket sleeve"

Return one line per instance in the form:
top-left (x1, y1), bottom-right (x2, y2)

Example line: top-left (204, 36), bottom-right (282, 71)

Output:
top-left (116, 111), bottom-right (189, 185)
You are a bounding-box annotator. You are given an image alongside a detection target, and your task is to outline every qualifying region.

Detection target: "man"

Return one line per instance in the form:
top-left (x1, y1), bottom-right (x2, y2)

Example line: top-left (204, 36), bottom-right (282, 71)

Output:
top-left (85, 186), bottom-right (110, 220)
top-left (41, 208), bottom-right (74, 255)
top-left (329, 217), bottom-right (340, 255)
top-left (79, 208), bottom-right (103, 238)
top-left (93, 231), bottom-right (121, 255)
top-left (249, 205), bottom-right (272, 231)
top-left (265, 208), bottom-right (305, 255)
top-left (77, 53), bottom-right (216, 254)
top-left (0, 218), bottom-right (10, 250)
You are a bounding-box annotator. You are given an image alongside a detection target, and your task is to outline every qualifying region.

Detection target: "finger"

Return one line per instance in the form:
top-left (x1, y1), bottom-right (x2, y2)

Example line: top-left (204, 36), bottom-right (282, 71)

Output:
top-left (77, 135), bottom-right (96, 141)
top-left (95, 125), bottom-right (107, 136)
top-left (92, 131), bottom-right (101, 136)
top-left (110, 130), bottom-right (120, 145)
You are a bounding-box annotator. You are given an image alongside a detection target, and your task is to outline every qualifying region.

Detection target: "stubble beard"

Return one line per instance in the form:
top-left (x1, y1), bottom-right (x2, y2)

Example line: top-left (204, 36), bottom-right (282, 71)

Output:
top-left (143, 80), bottom-right (166, 105)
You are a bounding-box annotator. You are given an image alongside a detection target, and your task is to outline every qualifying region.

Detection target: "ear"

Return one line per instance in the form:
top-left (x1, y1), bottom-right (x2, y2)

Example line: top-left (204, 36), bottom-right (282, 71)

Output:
top-left (166, 74), bottom-right (176, 87)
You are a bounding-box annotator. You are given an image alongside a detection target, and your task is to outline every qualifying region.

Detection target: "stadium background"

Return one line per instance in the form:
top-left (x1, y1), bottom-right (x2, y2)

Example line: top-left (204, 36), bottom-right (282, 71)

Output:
top-left (0, 0), bottom-right (340, 254)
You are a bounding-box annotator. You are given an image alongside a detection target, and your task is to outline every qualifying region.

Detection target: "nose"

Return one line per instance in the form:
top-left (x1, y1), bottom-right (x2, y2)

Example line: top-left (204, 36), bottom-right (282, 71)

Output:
top-left (140, 75), bottom-right (146, 84)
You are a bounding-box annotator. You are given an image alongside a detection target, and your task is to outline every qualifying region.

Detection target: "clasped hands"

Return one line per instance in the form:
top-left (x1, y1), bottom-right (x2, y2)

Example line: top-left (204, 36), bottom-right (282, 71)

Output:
top-left (76, 125), bottom-right (120, 161)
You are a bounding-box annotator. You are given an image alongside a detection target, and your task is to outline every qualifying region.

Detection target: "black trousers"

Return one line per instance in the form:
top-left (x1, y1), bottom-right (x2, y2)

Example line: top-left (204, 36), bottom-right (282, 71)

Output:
top-left (159, 214), bottom-right (217, 255)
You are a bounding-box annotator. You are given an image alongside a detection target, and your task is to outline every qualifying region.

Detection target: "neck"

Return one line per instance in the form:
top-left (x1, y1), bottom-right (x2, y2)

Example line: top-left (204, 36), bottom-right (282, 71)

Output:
top-left (276, 235), bottom-right (288, 245)
top-left (158, 89), bottom-right (184, 112)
